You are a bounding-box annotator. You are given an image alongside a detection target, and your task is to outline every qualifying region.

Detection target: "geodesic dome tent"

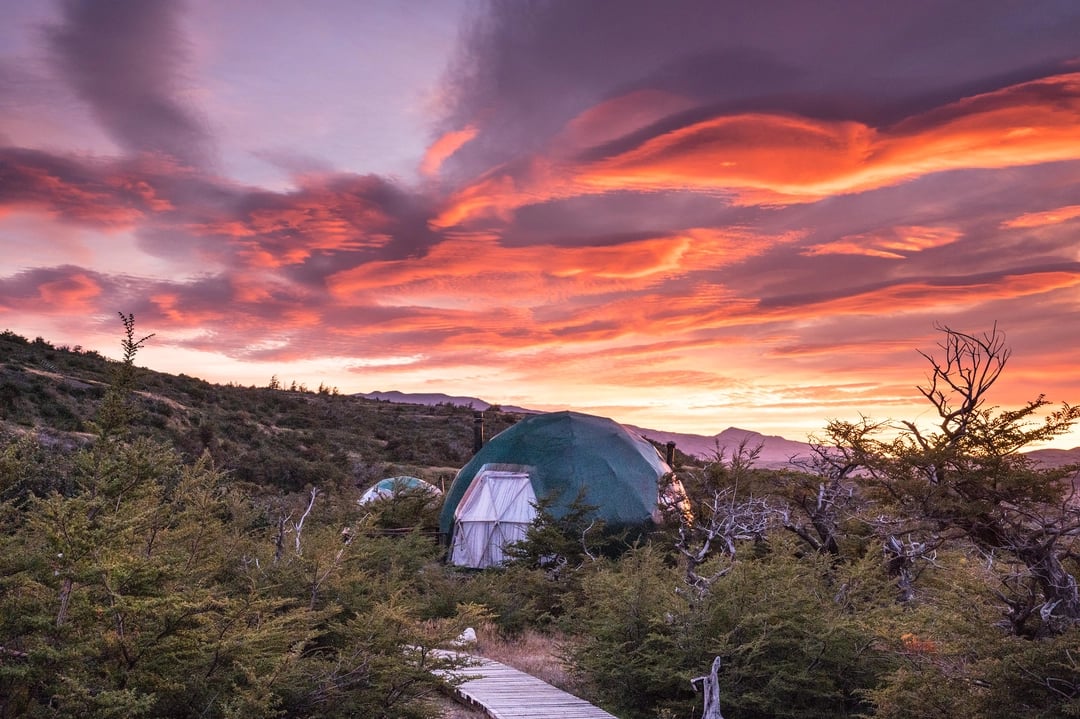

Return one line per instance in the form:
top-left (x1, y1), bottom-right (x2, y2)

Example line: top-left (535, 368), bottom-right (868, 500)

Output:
top-left (439, 410), bottom-right (676, 568)
top-left (358, 476), bottom-right (441, 505)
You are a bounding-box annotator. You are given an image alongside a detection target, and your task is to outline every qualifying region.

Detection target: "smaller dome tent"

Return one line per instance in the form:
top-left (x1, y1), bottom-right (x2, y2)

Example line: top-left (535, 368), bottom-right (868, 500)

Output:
top-left (359, 476), bottom-right (441, 505)
top-left (439, 411), bottom-right (674, 568)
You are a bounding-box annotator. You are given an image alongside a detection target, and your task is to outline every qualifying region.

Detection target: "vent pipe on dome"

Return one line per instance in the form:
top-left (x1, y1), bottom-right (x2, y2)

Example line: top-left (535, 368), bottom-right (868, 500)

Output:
top-left (665, 441), bottom-right (676, 466)
top-left (473, 411), bottom-right (485, 454)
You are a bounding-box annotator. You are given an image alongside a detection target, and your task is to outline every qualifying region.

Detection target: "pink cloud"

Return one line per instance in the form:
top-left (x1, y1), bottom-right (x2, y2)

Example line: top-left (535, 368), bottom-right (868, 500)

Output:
top-left (1001, 204), bottom-right (1080, 229)
top-left (420, 125), bottom-right (478, 177)
top-left (37, 271), bottom-right (102, 312)
top-left (803, 226), bottom-right (962, 259)
top-left (150, 292), bottom-right (226, 326)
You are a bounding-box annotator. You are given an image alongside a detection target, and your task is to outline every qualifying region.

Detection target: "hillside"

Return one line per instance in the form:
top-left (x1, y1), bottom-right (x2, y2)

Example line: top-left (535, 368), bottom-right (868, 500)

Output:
top-left (4, 330), bottom-right (1075, 493)
top-left (0, 330), bottom-right (523, 495)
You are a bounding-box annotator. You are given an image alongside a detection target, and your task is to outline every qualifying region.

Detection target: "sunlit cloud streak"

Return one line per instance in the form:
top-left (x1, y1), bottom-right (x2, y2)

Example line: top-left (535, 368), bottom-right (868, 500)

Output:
top-left (420, 125), bottom-right (478, 177)
top-left (1002, 204), bottom-right (1080, 229)
top-left (435, 73), bottom-right (1080, 227)
top-left (803, 227), bottom-right (962, 259)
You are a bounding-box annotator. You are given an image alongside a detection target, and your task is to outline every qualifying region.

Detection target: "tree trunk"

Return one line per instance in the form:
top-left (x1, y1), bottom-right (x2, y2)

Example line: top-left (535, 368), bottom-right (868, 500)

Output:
top-left (692, 656), bottom-right (724, 719)
top-left (1021, 546), bottom-right (1080, 630)
top-left (56, 577), bottom-right (73, 627)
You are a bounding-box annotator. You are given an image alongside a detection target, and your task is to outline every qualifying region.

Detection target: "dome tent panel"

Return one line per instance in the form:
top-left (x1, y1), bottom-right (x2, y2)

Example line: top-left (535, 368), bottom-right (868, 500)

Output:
top-left (358, 475), bottom-right (441, 505)
top-left (440, 411), bottom-right (673, 567)
top-left (450, 466), bottom-right (537, 568)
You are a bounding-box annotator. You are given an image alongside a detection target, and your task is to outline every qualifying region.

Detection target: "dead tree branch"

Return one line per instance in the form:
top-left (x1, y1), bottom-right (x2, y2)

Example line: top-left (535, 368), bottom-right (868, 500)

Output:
top-left (691, 656), bottom-right (724, 719)
top-left (293, 487), bottom-right (319, 556)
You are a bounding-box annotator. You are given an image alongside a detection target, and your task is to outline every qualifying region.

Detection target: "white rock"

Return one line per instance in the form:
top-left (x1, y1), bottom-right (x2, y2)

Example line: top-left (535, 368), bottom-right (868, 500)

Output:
top-left (453, 627), bottom-right (477, 646)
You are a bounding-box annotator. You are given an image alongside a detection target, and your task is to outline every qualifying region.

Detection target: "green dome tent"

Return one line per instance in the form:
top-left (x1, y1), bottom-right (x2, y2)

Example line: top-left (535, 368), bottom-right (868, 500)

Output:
top-left (439, 410), bottom-right (675, 568)
top-left (358, 476), bottom-right (441, 505)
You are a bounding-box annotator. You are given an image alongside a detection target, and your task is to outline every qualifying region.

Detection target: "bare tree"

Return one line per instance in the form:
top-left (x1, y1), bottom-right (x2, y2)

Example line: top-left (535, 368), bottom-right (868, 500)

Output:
top-left (782, 429), bottom-right (872, 557)
top-left (909, 323), bottom-right (1009, 451)
top-left (824, 325), bottom-right (1080, 634)
top-left (667, 441), bottom-right (776, 594)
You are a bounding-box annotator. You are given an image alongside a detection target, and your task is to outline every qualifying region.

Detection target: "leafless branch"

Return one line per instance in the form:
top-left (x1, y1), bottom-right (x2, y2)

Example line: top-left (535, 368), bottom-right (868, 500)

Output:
top-left (294, 487), bottom-right (319, 556)
top-left (676, 487), bottom-right (775, 593)
top-left (917, 323), bottom-right (1009, 444)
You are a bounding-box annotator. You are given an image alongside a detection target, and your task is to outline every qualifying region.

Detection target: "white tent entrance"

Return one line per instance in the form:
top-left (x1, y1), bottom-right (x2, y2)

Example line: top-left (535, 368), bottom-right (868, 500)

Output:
top-left (450, 464), bottom-right (537, 568)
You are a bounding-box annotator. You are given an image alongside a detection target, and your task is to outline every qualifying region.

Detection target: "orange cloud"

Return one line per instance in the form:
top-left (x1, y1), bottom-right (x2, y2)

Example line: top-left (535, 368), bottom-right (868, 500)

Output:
top-left (804, 226), bottom-right (962, 259)
top-left (150, 293), bottom-right (226, 326)
top-left (679, 227), bottom-right (804, 267)
top-left (433, 72), bottom-right (1080, 227)
top-left (545, 283), bottom-right (754, 337)
top-left (589, 73), bottom-right (1080, 200)
top-left (585, 113), bottom-right (875, 195)
top-left (1001, 204), bottom-right (1080, 229)
top-left (9, 161), bottom-right (144, 228)
top-left (420, 125), bottom-right (478, 177)
top-left (37, 272), bottom-right (101, 312)
top-left (328, 231), bottom-right (688, 304)
top-left (190, 183), bottom-right (395, 268)
top-left (516, 267), bottom-right (1080, 344)
top-left (328, 227), bottom-right (794, 311)
top-left (430, 167), bottom-right (538, 229)
top-left (755, 269), bottom-right (1080, 324)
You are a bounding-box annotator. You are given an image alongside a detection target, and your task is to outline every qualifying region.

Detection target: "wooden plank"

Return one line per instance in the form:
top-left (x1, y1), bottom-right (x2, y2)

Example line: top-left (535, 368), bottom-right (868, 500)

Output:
top-left (435, 651), bottom-right (620, 719)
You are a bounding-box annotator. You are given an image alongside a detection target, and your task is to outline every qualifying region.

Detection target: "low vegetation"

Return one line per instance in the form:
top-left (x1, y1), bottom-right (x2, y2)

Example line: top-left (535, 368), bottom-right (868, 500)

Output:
top-left (2, 320), bottom-right (1079, 718)
top-left (0, 327), bottom-right (520, 495)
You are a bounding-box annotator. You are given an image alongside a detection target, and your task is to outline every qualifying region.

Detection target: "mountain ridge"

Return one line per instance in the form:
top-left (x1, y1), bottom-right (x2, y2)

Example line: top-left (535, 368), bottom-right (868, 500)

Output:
top-left (360, 390), bottom-right (1080, 469)
top-left (361, 391), bottom-right (810, 463)
top-left (360, 390), bottom-right (536, 415)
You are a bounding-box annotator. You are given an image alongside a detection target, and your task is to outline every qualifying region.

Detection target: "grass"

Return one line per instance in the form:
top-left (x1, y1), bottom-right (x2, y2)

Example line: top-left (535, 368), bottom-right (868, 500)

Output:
top-left (466, 622), bottom-right (582, 694)
top-left (435, 622), bottom-right (586, 717)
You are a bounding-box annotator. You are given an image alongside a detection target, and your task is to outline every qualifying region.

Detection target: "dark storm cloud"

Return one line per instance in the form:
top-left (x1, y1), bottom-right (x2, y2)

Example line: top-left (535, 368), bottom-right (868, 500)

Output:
top-left (47, 0), bottom-right (210, 166)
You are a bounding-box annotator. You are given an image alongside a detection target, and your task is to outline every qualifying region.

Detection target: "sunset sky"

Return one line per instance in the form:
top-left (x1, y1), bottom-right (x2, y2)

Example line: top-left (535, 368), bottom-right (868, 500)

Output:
top-left (3, 0), bottom-right (1080, 448)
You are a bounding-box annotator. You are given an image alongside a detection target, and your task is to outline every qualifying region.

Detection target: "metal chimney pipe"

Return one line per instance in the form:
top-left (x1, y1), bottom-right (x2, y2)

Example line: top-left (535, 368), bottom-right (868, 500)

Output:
top-left (665, 441), bottom-right (676, 466)
top-left (473, 411), bottom-right (485, 453)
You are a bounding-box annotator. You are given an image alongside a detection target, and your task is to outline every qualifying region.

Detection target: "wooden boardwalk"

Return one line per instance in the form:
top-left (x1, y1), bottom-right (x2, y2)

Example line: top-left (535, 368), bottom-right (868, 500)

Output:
top-left (437, 651), bottom-right (620, 719)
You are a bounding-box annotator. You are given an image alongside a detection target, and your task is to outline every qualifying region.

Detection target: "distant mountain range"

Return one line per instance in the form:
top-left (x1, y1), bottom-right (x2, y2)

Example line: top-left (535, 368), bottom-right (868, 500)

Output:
top-left (625, 425), bottom-right (815, 468)
top-left (362, 391), bottom-right (813, 468)
top-left (360, 391), bottom-right (537, 415)
top-left (359, 390), bottom-right (1080, 470)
